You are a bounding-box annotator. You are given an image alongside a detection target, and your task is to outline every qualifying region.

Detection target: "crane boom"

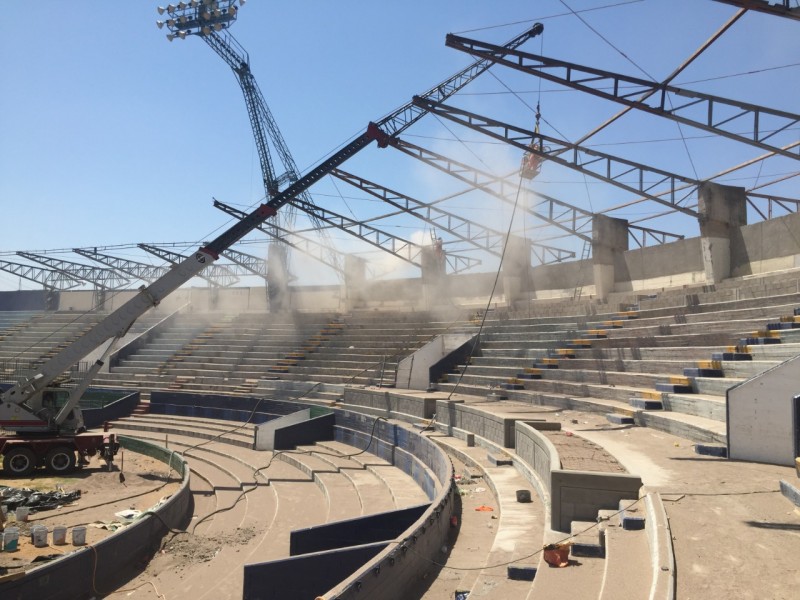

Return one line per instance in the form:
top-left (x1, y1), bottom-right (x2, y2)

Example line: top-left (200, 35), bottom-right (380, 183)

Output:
top-left (1, 19), bottom-right (543, 434)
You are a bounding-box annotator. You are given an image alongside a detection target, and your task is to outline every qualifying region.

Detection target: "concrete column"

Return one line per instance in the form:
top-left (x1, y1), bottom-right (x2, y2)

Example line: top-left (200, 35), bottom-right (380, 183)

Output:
top-left (592, 214), bottom-right (628, 300)
top-left (502, 235), bottom-right (532, 307)
top-left (421, 240), bottom-right (447, 309)
top-left (267, 242), bottom-right (290, 312)
top-left (344, 254), bottom-right (367, 311)
top-left (698, 181), bottom-right (747, 284)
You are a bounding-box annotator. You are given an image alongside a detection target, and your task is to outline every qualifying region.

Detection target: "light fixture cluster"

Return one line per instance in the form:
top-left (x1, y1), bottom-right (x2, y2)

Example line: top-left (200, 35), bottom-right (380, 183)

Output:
top-left (156, 0), bottom-right (245, 41)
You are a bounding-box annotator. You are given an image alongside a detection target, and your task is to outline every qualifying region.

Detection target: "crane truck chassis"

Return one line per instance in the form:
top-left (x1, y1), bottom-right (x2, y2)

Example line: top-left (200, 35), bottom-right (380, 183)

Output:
top-left (0, 430), bottom-right (118, 477)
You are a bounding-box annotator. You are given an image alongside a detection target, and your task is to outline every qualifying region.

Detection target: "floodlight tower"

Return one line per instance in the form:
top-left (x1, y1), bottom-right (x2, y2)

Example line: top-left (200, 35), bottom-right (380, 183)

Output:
top-left (156, 1), bottom-right (311, 263)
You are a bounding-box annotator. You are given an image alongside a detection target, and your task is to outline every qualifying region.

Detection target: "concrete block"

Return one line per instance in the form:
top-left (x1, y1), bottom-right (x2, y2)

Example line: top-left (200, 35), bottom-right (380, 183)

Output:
top-left (767, 322), bottom-right (800, 330)
top-left (524, 420), bottom-right (561, 431)
top-left (694, 443), bottom-right (728, 458)
top-left (507, 565), bottom-right (537, 581)
top-left (629, 398), bottom-right (663, 410)
top-left (711, 352), bottom-right (751, 361)
top-left (619, 499), bottom-right (645, 531)
top-left (500, 383), bottom-right (525, 390)
top-left (655, 383), bottom-right (693, 394)
top-left (683, 368), bottom-right (724, 378)
top-left (487, 451), bottom-right (512, 467)
top-left (781, 480), bottom-right (800, 508)
top-left (606, 413), bottom-right (634, 425)
top-left (739, 337), bottom-right (781, 345)
top-left (570, 520), bottom-right (605, 558)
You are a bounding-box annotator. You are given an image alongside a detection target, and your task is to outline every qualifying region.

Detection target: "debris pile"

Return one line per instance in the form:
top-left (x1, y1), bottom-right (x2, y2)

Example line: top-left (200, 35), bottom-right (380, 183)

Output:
top-left (0, 486), bottom-right (81, 514)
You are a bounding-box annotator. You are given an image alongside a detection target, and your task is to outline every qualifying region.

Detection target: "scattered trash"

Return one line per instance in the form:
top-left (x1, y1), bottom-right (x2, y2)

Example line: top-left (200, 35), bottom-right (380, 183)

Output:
top-left (114, 509), bottom-right (142, 522)
top-left (475, 505), bottom-right (494, 512)
top-left (474, 487), bottom-right (486, 493)
top-left (90, 521), bottom-right (126, 531)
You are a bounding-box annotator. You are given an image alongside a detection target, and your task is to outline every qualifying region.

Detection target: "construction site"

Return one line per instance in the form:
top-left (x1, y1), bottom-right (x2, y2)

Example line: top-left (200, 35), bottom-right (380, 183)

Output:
top-left (0, 1), bottom-right (799, 599)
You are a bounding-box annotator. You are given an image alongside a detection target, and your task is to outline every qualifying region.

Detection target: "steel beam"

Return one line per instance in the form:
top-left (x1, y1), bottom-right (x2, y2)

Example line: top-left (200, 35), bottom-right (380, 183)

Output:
top-left (710, 0), bottom-right (800, 20)
top-left (17, 252), bottom-right (130, 290)
top-left (73, 248), bottom-right (168, 283)
top-left (0, 260), bottom-right (83, 291)
top-left (213, 200), bottom-right (346, 276)
top-left (137, 244), bottom-right (240, 287)
top-left (444, 34), bottom-right (800, 160)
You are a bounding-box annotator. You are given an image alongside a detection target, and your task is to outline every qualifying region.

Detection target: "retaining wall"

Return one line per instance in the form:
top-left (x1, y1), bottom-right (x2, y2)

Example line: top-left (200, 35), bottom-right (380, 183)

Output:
top-left (0, 436), bottom-right (191, 600)
top-left (243, 407), bottom-right (455, 600)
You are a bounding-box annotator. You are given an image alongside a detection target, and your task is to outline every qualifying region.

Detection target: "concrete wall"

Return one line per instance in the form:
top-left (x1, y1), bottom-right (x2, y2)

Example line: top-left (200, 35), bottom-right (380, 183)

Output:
top-left (343, 388), bottom-right (437, 420)
top-left (0, 437), bottom-right (192, 600)
top-left (243, 407), bottom-right (456, 600)
top-left (514, 421), bottom-right (561, 505)
top-left (436, 399), bottom-right (516, 447)
top-left (731, 211), bottom-right (800, 277)
top-left (727, 354), bottom-right (800, 466)
top-left (396, 333), bottom-right (476, 390)
top-left (46, 212), bottom-right (800, 313)
top-left (550, 470), bottom-right (643, 532)
top-left (617, 237), bottom-right (706, 292)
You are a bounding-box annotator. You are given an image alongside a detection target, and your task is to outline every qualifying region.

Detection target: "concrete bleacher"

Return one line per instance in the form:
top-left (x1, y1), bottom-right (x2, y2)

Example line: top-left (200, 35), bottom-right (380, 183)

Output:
top-left (434, 286), bottom-right (800, 446)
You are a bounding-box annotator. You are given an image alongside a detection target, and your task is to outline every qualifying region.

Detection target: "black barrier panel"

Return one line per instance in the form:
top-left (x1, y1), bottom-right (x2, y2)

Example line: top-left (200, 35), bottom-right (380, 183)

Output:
top-left (150, 390), bottom-right (311, 415)
top-left (83, 390), bottom-right (140, 428)
top-left (273, 413), bottom-right (335, 450)
top-left (290, 503), bottom-right (429, 556)
top-left (0, 291), bottom-right (46, 311)
top-left (243, 542), bottom-right (388, 600)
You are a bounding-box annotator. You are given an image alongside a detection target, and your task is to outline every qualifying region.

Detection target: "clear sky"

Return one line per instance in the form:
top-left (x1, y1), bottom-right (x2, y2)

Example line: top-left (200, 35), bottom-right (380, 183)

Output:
top-left (1, 0), bottom-right (798, 290)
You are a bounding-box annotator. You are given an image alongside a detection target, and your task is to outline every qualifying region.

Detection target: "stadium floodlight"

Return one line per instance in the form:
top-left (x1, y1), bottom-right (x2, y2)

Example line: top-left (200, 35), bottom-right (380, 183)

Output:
top-left (157, 6), bottom-right (166, 14)
top-left (155, 0), bottom-right (242, 38)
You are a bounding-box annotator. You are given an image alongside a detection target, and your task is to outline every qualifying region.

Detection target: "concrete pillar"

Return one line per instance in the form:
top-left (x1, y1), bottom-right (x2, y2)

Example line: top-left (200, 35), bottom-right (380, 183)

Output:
top-left (421, 240), bottom-right (447, 309)
top-left (502, 235), bottom-right (532, 307)
top-left (592, 214), bottom-right (628, 300)
top-left (698, 181), bottom-right (747, 284)
top-left (344, 254), bottom-right (367, 311)
top-left (267, 242), bottom-right (290, 312)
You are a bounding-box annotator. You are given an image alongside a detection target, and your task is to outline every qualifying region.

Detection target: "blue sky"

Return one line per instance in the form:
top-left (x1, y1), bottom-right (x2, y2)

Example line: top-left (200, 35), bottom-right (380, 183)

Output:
top-left (1, 1), bottom-right (798, 290)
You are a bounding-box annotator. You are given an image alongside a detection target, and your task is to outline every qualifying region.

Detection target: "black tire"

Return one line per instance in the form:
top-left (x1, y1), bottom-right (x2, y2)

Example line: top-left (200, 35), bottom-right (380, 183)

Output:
top-left (3, 447), bottom-right (37, 477)
top-left (45, 446), bottom-right (77, 474)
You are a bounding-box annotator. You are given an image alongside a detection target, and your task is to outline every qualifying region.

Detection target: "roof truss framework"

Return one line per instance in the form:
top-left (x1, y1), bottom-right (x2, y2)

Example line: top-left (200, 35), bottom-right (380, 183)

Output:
top-left (331, 168), bottom-right (575, 264)
top-left (390, 139), bottom-right (685, 248)
top-left (0, 260), bottom-right (83, 291)
top-left (410, 97), bottom-right (703, 217)
top-left (444, 33), bottom-right (800, 161)
top-left (213, 200), bottom-right (346, 276)
top-left (16, 252), bottom-right (131, 290)
top-left (73, 248), bottom-right (168, 283)
top-left (219, 248), bottom-right (268, 279)
top-left (710, 0), bottom-right (800, 20)
top-left (137, 244), bottom-right (241, 287)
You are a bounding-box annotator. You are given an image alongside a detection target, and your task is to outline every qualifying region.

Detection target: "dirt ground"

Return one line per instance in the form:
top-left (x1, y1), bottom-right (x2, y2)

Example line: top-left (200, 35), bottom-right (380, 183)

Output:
top-left (0, 450), bottom-right (182, 577)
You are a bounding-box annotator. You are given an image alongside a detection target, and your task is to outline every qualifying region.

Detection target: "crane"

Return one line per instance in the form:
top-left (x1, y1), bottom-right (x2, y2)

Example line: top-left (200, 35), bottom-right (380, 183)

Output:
top-left (0, 14), bottom-right (543, 475)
